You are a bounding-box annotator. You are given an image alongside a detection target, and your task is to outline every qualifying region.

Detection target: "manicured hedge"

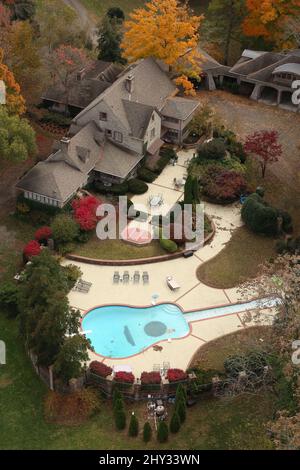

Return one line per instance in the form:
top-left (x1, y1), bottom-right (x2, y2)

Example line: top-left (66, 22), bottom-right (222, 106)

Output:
top-left (127, 178), bottom-right (148, 195)
top-left (159, 238), bottom-right (178, 253)
top-left (241, 193), bottom-right (292, 236)
top-left (89, 361), bottom-right (113, 378)
top-left (197, 138), bottom-right (227, 161)
top-left (137, 167), bottom-right (157, 183)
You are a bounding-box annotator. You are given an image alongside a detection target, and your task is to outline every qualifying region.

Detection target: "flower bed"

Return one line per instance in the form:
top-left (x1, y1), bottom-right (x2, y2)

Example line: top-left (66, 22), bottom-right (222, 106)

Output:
top-left (89, 361), bottom-right (112, 378)
top-left (141, 371), bottom-right (162, 385)
top-left (167, 368), bottom-right (188, 383)
top-left (114, 371), bottom-right (135, 384)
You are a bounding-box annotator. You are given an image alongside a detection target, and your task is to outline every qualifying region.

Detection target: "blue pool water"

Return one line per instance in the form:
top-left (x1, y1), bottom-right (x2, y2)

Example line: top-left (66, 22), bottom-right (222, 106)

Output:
top-left (82, 298), bottom-right (280, 359)
top-left (82, 304), bottom-right (190, 358)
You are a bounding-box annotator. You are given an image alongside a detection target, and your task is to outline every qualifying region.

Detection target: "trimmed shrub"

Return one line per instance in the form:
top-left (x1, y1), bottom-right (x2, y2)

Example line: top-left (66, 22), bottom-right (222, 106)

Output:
top-left (140, 371), bottom-right (161, 385)
top-left (197, 138), bottom-right (227, 161)
top-left (112, 388), bottom-right (122, 407)
top-left (143, 422), bottom-right (152, 443)
top-left (200, 165), bottom-right (246, 203)
top-left (51, 213), bottom-right (80, 245)
top-left (176, 383), bottom-right (187, 402)
top-left (115, 409), bottom-right (126, 430)
top-left (127, 178), bottom-right (148, 195)
top-left (72, 196), bottom-right (101, 232)
top-left (40, 112), bottom-right (71, 127)
top-left (175, 400), bottom-right (186, 423)
top-left (159, 238), bottom-right (178, 253)
top-left (241, 193), bottom-right (292, 236)
top-left (114, 371), bottom-right (135, 384)
top-left (89, 361), bottom-right (113, 378)
top-left (167, 369), bottom-right (188, 383)
top-left (170, 411), bottom-right (181, 433)
top-left (35, 226), bottom-right (52, 243)
top-left (137, 167), bottom-right (157, 183)
top-left (128, 414), bottom-right (139, 437)
top-left (23, 240), bottom-right (41, 261)
top-left (114, 398), bottom-right (124, 412)
top-left (157, 421), bottom-right (169, 443)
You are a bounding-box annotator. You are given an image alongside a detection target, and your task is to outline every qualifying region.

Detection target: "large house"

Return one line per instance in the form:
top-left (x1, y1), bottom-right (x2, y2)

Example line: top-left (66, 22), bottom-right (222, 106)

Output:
top-left (17, 57), bottom-right (200, 208)
top-left (203, 48), bottom-right (300, 112)
top-left (41, 60), bottom-right (124, 117)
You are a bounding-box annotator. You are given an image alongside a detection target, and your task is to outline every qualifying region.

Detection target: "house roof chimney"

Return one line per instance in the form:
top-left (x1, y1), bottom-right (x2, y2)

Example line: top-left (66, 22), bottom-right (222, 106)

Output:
top-left (125, 73), bottom-right (134, 94)
top-left (60, 136), bottom-right (71, 152)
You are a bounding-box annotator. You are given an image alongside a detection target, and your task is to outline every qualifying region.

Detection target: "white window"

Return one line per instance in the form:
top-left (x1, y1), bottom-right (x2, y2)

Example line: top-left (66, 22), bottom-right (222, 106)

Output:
top-left (99, 112), bottom-right (107, 121)
top-left (150, 128), bottom-right (156, 140)
top-left (114, 131), bottom-right (123, 143)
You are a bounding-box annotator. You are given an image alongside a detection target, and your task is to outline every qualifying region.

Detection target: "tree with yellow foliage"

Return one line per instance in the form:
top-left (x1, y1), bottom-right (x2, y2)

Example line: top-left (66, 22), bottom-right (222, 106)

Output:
top-left (121, 0), bottom-right (203, 94)
top-left (243, 0), bottom-right (300, 48)
top-left (0, 48), bottom-right (26, 115)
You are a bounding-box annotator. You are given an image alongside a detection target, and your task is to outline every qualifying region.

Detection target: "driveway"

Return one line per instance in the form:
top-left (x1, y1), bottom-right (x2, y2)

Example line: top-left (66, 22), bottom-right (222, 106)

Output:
top-left (62, 0), bottom-right (98, 45)
top-left (197, 90), bottom-right (300, 226)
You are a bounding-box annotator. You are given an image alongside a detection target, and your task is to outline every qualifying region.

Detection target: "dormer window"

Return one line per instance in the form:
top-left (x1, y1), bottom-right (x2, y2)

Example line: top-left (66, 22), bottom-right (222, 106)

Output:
top-left (99, 112), bottom-right (107, 121)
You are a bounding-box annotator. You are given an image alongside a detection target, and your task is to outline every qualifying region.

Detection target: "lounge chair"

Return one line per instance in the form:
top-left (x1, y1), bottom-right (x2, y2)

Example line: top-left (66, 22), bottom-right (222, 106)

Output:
top-left (133, 271), bottom-right (140, 284)
top-left (123, 271), bottom-right (130, 283)
top-left (113, 271), bottom-right (120, 284)
top-left (142, 271), bottom-right (149, 284)
top-left (166, 276), bottom-right (180, 291)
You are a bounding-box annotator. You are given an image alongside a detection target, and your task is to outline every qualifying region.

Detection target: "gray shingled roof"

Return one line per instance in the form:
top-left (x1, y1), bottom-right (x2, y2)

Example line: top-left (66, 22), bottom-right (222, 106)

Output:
top-left (16, 160), bottom-right (86, 202)
top-left (75, 57), bottom-right (177, 131)
top-left (122, 100), bottom-right (155, 138)
top-left (248, 55), bottom-right (300, 82)
top-left (94, 140), bottom-right (143, 179)
top-left (17, 122), bottom-right (103, 202)
top-left (42, 61), bottom-right (123, 110)
top-left (230, 52), bottom-right (285, 75)
top-left (161, 97), bottom-right (200, 120)
top-left (273, 63), bottom-right (300, 76)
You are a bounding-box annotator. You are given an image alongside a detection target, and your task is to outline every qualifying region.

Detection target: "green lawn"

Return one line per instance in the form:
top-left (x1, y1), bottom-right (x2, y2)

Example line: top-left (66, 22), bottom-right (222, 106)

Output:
top-left (197, 225), bottom-right (276, 289)
top-left (81, 0), bottom-right (209, 19)
top-left (0, 313), bottom-right (274, 450)
top-left (74, 235), bottom-right (167, 260)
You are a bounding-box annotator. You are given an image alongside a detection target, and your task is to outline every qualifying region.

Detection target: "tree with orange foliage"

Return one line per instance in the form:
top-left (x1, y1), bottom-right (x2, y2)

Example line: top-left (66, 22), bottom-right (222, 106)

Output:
top-left (121, 0), bottom-right (203, 95)
top-left (243, 0), bottom-right (300, 47)
top-left (0, 48), bottom-right (26, 115)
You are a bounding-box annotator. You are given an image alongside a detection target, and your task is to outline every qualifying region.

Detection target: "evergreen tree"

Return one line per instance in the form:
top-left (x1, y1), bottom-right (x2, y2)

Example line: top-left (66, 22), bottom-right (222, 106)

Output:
top-left (115, 409), bottom-right (126, 430)
top-left (97, 12), bottom-right (125, 63)
top-left (128, 414), bottom-right (139, 437)
top-left (143, 422), bottom-right (152, 443)
top-left (170, 411), bottom-right (181, 433)
top-left (157, 421), bottom-right (169, 443)
top-left (203, 0), bottom-right (246, 65)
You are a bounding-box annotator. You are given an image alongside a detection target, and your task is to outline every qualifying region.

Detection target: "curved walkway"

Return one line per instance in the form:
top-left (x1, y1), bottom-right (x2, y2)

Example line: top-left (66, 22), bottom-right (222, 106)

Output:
top-left (64, 149), bottom-right (276, 375)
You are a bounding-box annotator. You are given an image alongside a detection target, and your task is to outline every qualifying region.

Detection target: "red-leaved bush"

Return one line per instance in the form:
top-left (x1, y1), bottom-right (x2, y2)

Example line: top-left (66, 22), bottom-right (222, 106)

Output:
top-left (114, 371), bottom-right (135, 384)
top-left (35, 226), bottom-right (52, 242)
top-left (140, 371), bottom-right (162, 385)
top-left (23, 240), bottom-right (41, 260)
top-left (201, 165), bottom-right (246, 203)
top-left (167, 368), bottom-right (188, 383)
top-left (89, 361), bottom-right (112, 378)
top-left (72, 196), bottom-right (101, 231)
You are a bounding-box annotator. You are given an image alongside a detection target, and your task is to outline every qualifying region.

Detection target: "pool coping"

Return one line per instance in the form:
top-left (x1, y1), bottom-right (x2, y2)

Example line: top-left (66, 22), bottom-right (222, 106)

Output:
top-left (80, 295), bottom-right (278, 362)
